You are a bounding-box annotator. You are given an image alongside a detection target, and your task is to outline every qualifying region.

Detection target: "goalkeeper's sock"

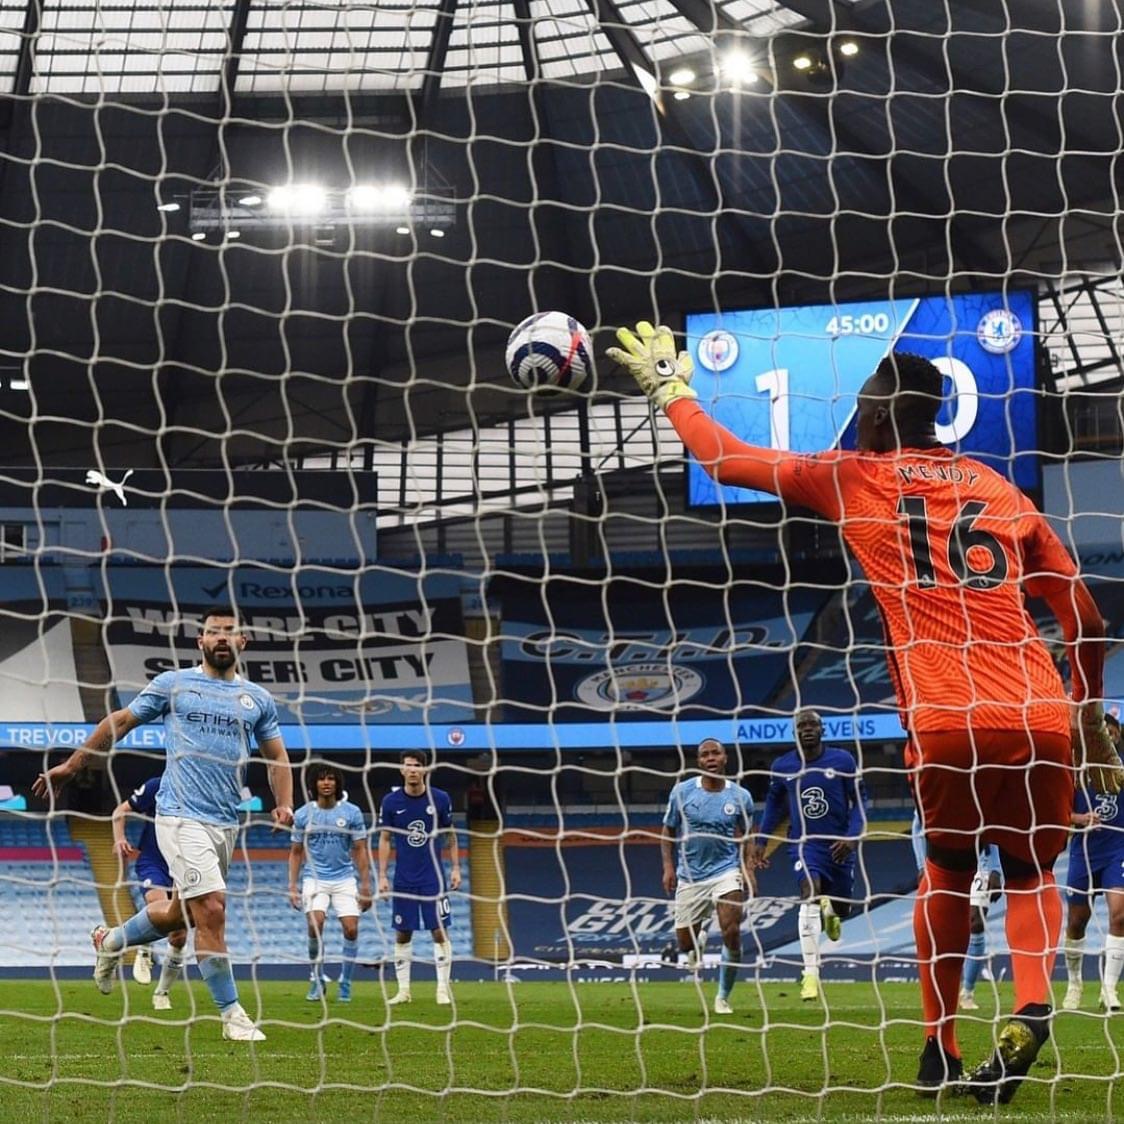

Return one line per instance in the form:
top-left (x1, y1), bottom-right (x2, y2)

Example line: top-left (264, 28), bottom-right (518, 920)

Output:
top-left (197, 954), bottom-right (239, 1012)
top-left (340, 937), bottom-right (359, 984)
top-left (962, 930), bottom-right (988, 993)
top-left (798, 902), bottom-right (822, 972)
top-left (434, 939), bottom-right (453, 990)
top-left (103, 907), bottom-right (162, 953)
top-left (1004, 872), bottom-right (1062, 1010)
top-left (394, 939), bottom-right (413, 991)
top-left (1104, 934), bottom-right (1124, 990)
top-left (718, 944), bottom-right (740, 1000)
top-left (914, 861), bottom-right (972, 1058)
top-left (1064, 936), bottom-right (1086, 983)
top-left (156, 947), bottom-right (184, 994)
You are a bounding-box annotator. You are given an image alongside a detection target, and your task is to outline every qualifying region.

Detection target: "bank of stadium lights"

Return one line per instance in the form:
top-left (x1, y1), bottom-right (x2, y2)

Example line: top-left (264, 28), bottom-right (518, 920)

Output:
top-left (186, 179), bottom-right (452, 236)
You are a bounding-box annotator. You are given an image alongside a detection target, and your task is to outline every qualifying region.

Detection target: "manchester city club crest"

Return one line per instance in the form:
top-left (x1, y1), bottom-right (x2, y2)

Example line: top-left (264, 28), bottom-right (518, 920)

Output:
top-left (238, 693), bottom-right (255, 710)
top-left (575, 663), bottom-right (705, 711)
top-left (697, 329), bottom-right (739, 372)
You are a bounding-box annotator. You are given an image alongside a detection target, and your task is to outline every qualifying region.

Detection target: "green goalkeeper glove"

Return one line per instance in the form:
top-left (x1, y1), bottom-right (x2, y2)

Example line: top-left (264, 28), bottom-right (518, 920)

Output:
top-left (606, 321), bottom-right (697, 411)
top-left (1074, 701), bottom-right (1124, 794)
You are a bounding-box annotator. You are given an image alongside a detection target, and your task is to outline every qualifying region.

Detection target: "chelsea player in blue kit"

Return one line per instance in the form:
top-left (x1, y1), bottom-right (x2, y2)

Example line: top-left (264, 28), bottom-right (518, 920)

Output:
top-left (288, 764), bottom-right (372, 1003)
top-left (378, 750), bottom-right (461, 1006)
top-left (661, 738), bottom-right (755, 1015)
top-left (753, 709), bottom-right (869, 1002)
top-left (1063, 713), bottom-right (1124, 1014)
top-left (110, 774), bottom-right (188, 1008)
top-left (35, 606), bottom-right (294, 1042)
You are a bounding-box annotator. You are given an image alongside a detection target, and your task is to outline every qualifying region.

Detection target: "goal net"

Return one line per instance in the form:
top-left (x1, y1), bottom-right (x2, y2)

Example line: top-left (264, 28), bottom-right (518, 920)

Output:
top-left (1, 0), bottom-right (1123, 1119)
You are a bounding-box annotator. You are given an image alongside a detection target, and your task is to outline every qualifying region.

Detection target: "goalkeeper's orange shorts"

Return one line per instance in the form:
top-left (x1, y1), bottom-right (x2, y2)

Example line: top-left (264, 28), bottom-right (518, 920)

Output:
top-left (906, 728), bottom-right (1073, 869)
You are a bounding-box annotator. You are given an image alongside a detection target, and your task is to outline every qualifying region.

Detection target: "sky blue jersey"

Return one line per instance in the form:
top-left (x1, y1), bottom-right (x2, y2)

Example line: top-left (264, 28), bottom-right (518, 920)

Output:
top-left (757, 746), bottom-right (868, 850)
top-left (128, 667), bottom-right (282, 828)
top-left (292, 799), bottom-right (367, 881)
top-left (663, 777), bottom-right (754, 883)
top-left (378, 786), bottom-right (454, 891)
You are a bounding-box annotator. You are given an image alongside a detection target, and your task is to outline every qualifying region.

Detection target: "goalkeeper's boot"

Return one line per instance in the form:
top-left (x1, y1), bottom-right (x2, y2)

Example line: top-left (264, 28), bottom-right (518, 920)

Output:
top-left (305, 975), bottom-right (324, 1002)
top-left (961, 1002), bottom-right (1051, 1105)
top-left (1100, 985), bottom-right (1121, 1014)
top-left (221, 1004), bottom-right (266, 1042)
top-left (958, 988), bottom-right (979, 1012)
top-left (90, 925), bottom-right (120, 995)
top-left (1062, 981), bottom-right (1083, 1011)
top-left (800, 971), bottom-right (820, 1002)
top-left (915, 1036), bottom-right (963, 1097)
top-left (820, 897), bottom-right (842, 942)
top-left (132, 946), bottom-right (153, 985)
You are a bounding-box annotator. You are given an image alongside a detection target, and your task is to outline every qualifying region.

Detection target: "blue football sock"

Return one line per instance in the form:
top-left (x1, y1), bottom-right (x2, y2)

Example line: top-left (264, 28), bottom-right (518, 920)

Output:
top-left (962, 930), bottom-right (987, 992)
top-left (718, 945), bottom-right (741, 1000)
top-left (308, 935), bottom-right (321, 973)
top-left (341, 938), bottom-right (359, 984)
top-left (198, 955), bottom-right (239, 1012)
top-left (103, 907), bottom-right (162, 953)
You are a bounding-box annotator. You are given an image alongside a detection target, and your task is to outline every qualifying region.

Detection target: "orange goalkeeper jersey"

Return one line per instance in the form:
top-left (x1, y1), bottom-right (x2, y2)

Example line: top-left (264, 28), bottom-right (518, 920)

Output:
top-left (669, 400), bottom-right (1083, 737)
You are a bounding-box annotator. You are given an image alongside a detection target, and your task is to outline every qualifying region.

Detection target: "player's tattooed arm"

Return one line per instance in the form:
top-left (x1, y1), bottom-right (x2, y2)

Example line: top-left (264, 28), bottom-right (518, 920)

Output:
top-left (31, 707), bottom-right (141, 799)
top-left (377, 829), bottom-right (392, 896)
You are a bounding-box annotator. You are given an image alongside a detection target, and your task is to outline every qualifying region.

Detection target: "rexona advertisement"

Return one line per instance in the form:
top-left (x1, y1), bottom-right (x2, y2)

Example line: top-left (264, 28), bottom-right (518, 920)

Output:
top-left (686, 289), bottom-right (1038, 507)
top-left (101, 567), bottom-right (473, 724)
top-left (501, 583), bottom-right (828, 721)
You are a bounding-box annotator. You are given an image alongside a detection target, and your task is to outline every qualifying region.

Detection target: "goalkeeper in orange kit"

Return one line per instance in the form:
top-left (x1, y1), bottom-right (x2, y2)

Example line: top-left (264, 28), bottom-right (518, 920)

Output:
top-left (609, 321), bottom-right (1123, 1104)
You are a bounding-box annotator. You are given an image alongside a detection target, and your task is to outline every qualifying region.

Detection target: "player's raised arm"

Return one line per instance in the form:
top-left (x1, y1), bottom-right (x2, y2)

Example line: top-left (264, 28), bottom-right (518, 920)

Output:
top-left (606, 321), bottom-right (850, 521)
top-left (32, 706), bottom-right (143, 799)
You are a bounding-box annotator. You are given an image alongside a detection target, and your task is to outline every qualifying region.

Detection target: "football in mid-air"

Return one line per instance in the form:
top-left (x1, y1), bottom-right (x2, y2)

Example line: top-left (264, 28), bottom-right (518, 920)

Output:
top-left (505, 311), bottom-right (592, 392)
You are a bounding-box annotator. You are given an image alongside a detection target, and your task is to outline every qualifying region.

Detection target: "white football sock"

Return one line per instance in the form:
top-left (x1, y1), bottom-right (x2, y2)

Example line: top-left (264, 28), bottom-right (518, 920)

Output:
top-left (799, 901), bottom-right (822, 973)
top-left (156, 948), bottom-right (184, 995)
top-left (1104, 934), bottom-right (1124, 990)
top-left (394, 939), bottom-right (413, 991)
top-left (435, 939), bottom-right (453, 989)
top-left (1065, 936), bottom-right (1086, 983)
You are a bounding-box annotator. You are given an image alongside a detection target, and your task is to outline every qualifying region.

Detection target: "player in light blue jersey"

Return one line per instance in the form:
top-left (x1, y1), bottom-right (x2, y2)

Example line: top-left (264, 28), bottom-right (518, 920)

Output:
top-left (110, 774), bottom-right (188, 1008)
top-left (960, 845), bottom-right (1002, 1011)
top-left (753, 709), bottom-right (869, 1003)
top-left (1063, 712), bottom-right (1124, 1013)
top-left (288, 763), bottom-right (371, 1003)
top-left (35, 606), bottom-right (294, 1042)
top-left (378, 750), bottom-right (461, 1007)
top-left (661, 738), bottom-right (755, 1015)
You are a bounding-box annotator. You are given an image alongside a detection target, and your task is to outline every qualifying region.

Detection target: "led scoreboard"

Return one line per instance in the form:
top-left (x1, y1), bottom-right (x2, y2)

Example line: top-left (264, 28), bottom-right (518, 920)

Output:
top-left (685, 290), bottom-right (1038, 507)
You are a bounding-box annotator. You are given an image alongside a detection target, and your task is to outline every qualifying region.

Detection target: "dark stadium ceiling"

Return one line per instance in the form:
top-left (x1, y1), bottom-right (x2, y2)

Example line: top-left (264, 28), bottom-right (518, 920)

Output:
top-left (0, 0), bottom-right (1118, 468)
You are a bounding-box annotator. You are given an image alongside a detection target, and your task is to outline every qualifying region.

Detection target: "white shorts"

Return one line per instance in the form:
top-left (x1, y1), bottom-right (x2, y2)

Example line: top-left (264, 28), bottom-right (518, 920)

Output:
top-left (155, 815), bottom-right (237, 901)
top-left (673, 870), bottom-right (747, 930)
top-left (302, 876), bottom-right (360, 918)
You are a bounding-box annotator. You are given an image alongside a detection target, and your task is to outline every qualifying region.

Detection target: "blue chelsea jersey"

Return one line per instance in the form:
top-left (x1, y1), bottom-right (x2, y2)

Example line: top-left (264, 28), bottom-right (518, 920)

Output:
top-left (379, 786), bottom-right (453, 891)
top-left (128, 667), bottom-right (282, 828)
top-left (292, 800), bottom-right (367, 882)
top-left (1071, 786), bottom-right (1124, 869)
top-left (127, 776), bottom-right (164, 865)
top-left (758, 746), bottom-right (868, 852)
top-left (663, 777), bottom-right (754, 883)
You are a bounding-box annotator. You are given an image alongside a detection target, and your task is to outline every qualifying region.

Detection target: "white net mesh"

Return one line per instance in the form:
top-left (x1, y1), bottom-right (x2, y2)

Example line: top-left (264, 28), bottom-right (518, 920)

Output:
top-left (1, 0), bottom-right (1123, 1119)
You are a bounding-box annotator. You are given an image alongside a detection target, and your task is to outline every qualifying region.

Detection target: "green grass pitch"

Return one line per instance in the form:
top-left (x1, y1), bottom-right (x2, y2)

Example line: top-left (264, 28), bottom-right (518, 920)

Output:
top-left (1, 978), bottom-right (1122, 1121)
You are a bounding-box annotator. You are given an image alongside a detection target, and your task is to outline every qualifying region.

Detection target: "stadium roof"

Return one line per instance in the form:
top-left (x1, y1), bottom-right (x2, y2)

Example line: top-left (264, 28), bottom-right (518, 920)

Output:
top-left (0, 0), bottom-right (1118, 466)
